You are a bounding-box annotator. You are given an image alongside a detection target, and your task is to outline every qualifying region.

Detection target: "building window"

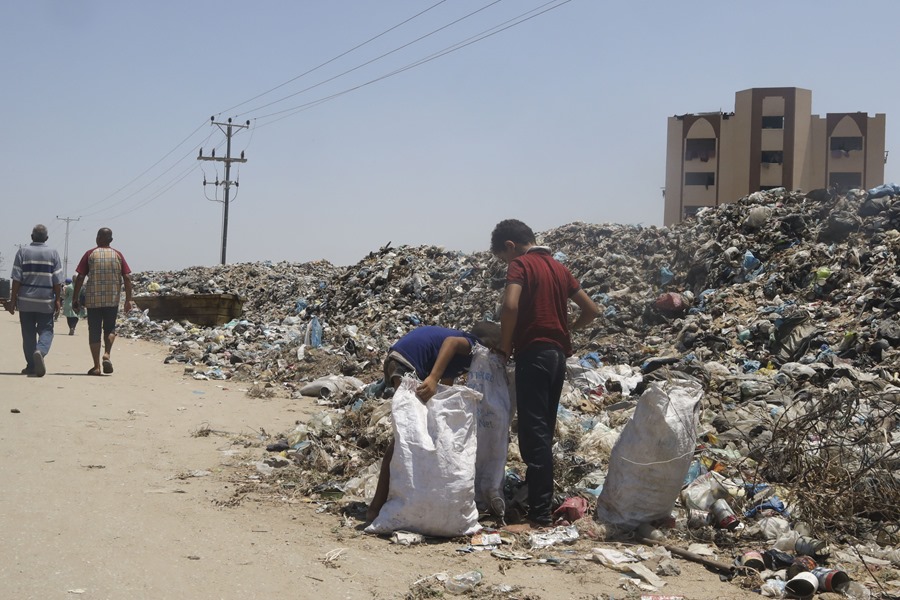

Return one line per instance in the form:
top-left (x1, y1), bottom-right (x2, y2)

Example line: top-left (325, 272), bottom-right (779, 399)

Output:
top-left (685, 172), bottom-right (715, 188)
top-left (761, 116), bottom-right (784, 129)
top-left (830, 137), bottom-right (863, 151)
top-left (685, 138), bottom-right (717, 162)
top-left (761, 151), bottom-right (784, 164)
top-left (830, 136), bottom-right (863, 158)
top-left (829, 172), bottom-right (862, 191)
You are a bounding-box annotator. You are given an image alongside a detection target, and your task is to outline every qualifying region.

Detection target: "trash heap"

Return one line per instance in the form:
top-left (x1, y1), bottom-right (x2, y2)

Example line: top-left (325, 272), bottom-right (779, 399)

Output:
top-left (120, 186), bottom-right (900, 597)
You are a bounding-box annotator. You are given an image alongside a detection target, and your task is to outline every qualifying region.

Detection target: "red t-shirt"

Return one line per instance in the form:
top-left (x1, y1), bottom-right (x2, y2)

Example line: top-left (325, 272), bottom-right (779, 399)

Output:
top-left (506, 247), bottom-right (580, 356)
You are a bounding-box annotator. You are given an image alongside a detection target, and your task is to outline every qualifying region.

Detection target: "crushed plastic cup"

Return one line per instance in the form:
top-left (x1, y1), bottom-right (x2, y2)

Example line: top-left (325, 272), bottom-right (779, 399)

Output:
top-left (687, 509), bottom-right (710, 529)
top-left (444, 570), bottom-right (482, 594)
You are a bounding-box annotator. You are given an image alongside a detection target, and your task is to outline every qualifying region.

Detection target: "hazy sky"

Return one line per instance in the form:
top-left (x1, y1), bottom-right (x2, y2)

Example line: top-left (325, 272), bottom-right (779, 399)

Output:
top-left (3, 0), bottom-right (898, 273)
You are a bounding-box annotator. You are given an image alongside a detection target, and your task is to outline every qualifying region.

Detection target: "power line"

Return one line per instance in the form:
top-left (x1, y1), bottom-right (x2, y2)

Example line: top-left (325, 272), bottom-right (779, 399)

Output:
top-left (63, 120), bottom-right (210, 216)
top-left (253, 0), bottom-right (574, 127)
top-left (217, 0), bottom-right (451, 116)
top-left (234, 0), bottom-right (506, 119)
top-left (50, 1), bottom-right (573, 229)
top-left (78, 129), bottom-right (217, 218)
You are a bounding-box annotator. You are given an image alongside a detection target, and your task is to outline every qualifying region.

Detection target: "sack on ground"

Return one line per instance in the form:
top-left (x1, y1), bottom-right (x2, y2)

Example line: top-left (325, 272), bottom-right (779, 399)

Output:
top-left (466, 345), bottom-right (515, 514)
top-left (366, 377), bottom-right (482, 537)
top-left (595, 378), bottom-right (702, 530)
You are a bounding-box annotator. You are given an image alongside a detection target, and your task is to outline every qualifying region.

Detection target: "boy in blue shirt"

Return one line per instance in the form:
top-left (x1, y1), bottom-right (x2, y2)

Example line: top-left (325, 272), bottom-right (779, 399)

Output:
top-left (367, 322), bottom-right (501, 522)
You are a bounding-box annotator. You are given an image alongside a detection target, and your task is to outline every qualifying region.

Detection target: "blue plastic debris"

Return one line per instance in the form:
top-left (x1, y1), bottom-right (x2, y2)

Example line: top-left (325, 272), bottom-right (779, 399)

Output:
top-left (660, 265), bottom-right (674, 286)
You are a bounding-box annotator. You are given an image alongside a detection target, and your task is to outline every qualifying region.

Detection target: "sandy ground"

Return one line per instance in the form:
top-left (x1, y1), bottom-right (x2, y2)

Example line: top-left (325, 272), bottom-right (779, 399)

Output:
top-left (0, 312), bottom-right (763, 600)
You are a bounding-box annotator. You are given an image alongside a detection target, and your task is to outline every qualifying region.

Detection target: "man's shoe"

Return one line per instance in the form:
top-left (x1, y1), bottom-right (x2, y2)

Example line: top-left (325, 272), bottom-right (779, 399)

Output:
top-left (21, 367), bottom-right (34, 375)
top-left (69, 328), bottom-right (75, 335)
top-left (32, 351), bottom-right (46, 377)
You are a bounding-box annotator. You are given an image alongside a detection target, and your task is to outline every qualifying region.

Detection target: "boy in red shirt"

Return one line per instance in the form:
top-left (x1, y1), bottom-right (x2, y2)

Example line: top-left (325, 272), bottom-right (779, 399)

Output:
top-left (491, 219), bottom-right (599, 525)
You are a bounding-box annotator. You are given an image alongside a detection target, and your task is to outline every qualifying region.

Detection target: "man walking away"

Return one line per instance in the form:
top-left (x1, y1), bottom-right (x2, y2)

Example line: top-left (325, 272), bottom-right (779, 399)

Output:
top-left (6, 224), bottom-right (63, 377)
top-left (72, 228), bottom-right (134, 376)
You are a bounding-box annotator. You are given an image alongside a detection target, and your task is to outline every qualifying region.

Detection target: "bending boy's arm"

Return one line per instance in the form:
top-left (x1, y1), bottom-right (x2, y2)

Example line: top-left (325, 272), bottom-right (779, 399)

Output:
top-left (499, 283), bottom-right (521, 358)
top-left (570, 289), bottom-right (600, 331)
top-left (416, 336), bottom-right (473, 401)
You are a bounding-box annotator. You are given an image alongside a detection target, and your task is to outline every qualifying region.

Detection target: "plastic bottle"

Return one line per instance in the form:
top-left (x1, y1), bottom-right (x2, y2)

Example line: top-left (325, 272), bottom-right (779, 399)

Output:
top-left (842, 581), bottom-right (872, 600)
top-left (683, 459), bottom-right (705, 486)
top-left (444, 570), bottom-right (483, 594)
top-left (759, 578), bottom-right (786, 598)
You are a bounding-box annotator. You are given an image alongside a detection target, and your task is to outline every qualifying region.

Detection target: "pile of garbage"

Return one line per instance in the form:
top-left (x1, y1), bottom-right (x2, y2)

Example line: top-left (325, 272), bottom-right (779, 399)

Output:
top-left (121, 185), bottom-right (900, 597)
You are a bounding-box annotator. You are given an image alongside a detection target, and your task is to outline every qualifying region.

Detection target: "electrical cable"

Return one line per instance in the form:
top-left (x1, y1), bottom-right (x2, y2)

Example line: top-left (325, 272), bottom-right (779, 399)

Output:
top-left (62, 120), bottom-right (209, 216)
top-left (234, 0), bottom-right (506, 119)
top-left (216, 0), bottom-right (450, 116)
top-left (77, 130), bottom-right (217, 218)
top-left (253, 0), bottom-right (573, 127)
top-left (52, 1), bottom-right (571, 225)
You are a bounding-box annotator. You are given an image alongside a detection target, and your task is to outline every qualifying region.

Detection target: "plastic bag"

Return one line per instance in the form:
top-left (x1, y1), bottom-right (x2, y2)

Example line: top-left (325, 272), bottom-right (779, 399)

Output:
top-left (366, 377), bottom-right (482, 537)
top-left (681, 470), bottom-right (740, 511)
top-left (305, 315), bottom-right (323, 348)
top-left (595, 378), bottom-right (702, 529)
top-left (467, 345), bottom-right (515, 514)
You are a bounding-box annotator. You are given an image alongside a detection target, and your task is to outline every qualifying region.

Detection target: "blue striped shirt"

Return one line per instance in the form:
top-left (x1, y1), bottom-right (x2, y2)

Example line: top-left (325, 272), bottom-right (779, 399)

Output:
top-left (11, 242), bottom-right (63, 313)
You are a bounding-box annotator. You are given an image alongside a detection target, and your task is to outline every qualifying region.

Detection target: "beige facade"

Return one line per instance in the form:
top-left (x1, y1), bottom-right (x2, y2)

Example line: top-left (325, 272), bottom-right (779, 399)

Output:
top-left (664, 87), bottom-right (887, 225)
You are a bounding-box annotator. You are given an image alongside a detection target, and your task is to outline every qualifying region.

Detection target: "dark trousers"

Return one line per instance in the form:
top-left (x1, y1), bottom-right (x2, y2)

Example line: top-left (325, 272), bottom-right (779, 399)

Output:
top-left (515, 343), bottom-right (566, 522)
top-left (66, 316), bottom-right (79, 330)
top-left (87, 306), bottom-right (118, 344)
top-left (20, 311), bottom-right (54, 369)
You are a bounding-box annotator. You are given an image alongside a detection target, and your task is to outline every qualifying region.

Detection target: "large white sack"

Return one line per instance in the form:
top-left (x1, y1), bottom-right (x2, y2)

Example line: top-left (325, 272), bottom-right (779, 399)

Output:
top-left (595, 378), bottom-right (702, 530)
top-left (366, 377), bottom-right (482, 537)
top-left (466, 345), bottom-right (515, 514)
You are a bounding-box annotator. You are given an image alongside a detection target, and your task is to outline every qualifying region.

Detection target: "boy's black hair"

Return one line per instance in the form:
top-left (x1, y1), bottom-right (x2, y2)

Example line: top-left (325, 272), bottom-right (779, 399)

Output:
top-left (490, 219), bottom-right (536, 254)
top-left (470, 321), bottom-right (501, 350)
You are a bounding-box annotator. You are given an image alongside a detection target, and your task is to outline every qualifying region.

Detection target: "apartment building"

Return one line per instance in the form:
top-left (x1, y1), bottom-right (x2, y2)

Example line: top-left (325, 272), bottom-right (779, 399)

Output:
top-left (664, 87), bottom-right (886, 225)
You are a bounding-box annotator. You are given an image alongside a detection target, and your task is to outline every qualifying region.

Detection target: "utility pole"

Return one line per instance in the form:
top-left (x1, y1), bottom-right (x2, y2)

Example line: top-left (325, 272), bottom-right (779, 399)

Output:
top-left (198, 116), bottom-right (249, 265)
top-left (56, 215), bottom-right (81, 277)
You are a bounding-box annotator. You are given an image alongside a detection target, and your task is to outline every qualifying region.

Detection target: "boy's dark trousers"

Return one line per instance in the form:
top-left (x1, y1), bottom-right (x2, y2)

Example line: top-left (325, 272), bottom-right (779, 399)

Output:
top-left (515, 342), bottom-right (566, 524)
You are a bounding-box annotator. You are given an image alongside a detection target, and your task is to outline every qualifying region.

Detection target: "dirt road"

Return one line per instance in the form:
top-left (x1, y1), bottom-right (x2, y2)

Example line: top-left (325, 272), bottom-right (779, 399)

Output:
top-left (0, 313), bottom-right (759, 599)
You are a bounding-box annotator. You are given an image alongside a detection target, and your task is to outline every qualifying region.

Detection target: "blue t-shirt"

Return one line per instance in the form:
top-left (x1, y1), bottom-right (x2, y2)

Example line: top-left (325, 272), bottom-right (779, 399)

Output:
top-left (390, 326), bottom-right (480, 380)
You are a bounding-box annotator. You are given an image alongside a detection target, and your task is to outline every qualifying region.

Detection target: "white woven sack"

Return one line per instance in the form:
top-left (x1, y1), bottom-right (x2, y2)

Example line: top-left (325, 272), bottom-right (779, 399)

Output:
top-left (595, 379), bottom-right (702, 530)
top-left (366, 377), bottom-right (482, 537)
top-left (466, 345), bottom-right (515, 513)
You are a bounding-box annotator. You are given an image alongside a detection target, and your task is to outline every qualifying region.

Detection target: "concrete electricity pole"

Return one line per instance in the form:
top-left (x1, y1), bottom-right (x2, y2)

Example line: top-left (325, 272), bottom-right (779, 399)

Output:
top-left (198, 117), bottom-right (249, 265)
top-left (56, 215), bottom-right (81, 277)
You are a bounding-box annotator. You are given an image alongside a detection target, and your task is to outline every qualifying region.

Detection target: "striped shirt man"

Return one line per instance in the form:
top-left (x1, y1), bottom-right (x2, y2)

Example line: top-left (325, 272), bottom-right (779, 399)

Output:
top-left (11, 242), bottom-right (63, 313)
